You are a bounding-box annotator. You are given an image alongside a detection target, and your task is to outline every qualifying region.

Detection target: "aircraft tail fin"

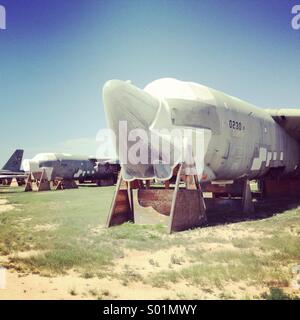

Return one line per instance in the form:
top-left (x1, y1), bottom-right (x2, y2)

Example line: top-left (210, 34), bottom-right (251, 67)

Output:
top-left (2, 149), bottom-right (24, 171)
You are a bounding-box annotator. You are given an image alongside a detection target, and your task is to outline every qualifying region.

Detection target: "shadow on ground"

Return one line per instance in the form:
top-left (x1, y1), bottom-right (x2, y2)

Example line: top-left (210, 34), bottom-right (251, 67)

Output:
top-left (206, 196), bottom-right (300, 227)
top-left (135, 193), bottom-right (300, 229)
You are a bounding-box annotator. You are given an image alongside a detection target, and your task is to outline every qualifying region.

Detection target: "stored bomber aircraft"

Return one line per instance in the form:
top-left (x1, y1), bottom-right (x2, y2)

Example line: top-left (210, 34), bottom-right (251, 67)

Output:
top-left (23, 153), bottom-right (120, 185)
top-left (0, 149), bottom-right (27, 185)
top-left (102, 78), bottom-right (300, 190)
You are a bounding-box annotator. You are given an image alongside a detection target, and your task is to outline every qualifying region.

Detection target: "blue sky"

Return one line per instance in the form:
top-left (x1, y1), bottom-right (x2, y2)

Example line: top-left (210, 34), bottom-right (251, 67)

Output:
top-left (0, 0), bottom-right (299, 165)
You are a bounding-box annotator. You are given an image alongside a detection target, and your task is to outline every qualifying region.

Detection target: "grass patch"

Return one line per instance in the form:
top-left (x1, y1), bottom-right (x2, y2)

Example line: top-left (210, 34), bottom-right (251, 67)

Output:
top-left (2, 186), bottom-right (300, 299)
top-left (261, 288), bottom-right (300, 300)
top-left (0, 187), bottom-right (170, 274)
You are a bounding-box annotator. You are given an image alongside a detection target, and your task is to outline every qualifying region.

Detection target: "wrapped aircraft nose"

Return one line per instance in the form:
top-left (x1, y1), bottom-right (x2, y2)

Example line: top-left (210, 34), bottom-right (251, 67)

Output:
top-left (27, 160), bottom-right (39, 173)
top-left (103, 80), bottom-right (160, 130)
top-left (102, 80), bottom-right (176, 180)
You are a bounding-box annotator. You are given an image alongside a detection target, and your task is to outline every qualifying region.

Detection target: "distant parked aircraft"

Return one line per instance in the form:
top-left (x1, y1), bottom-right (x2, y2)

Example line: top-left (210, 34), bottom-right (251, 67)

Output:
top-left (0, 149), bottom-right (27, 185)
top-left (23, 153), bottom-right (120, 186)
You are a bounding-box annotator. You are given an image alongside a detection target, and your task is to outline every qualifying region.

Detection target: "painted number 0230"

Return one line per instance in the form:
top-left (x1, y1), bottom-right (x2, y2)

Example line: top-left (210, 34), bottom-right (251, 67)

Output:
top-left (229, 120), bottom-right (242, 130)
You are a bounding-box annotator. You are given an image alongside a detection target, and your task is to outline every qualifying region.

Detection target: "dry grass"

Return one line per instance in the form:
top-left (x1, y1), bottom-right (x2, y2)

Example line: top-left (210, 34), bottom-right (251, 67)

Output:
top-left (1, 186), bottom-right (300, 299)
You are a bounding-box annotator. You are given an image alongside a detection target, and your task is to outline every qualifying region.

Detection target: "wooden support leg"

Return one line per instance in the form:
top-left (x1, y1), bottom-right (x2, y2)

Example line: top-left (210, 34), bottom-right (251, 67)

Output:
top-left (24, 174), bottom-right (33, 192)
top-left (37, 169), bottom-right (51, 192)
top-left (242, 179), bottom-right (255, 214)
top-left (106, 174), bottom-right (134, 227)
top-left (55, 180), bottom-right (63, 190)
top-left (194, 174), bottom-right (207, 214)
top-left (55, 179), bottom-right (78, 190)
top-left (168, 165), bottom-right (207, 233)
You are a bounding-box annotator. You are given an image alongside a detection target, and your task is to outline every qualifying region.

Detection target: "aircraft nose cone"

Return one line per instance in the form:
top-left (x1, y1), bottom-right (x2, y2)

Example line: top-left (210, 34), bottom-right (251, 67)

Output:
top-left (102, 80), bottom-right (163, 180)
top-left (103, 79), bottom-right (160, 130)
top-left (102, 79), bottom-right (176, 181)
top-left (25, 160), bottom-right (39, 173)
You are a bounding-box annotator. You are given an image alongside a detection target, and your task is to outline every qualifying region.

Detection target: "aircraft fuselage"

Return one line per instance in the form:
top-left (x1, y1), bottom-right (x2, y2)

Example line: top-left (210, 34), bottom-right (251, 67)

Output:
top-left (103, 78), bottom-right (300, 182)
top-left (192, 86), bottom-right (300, 181)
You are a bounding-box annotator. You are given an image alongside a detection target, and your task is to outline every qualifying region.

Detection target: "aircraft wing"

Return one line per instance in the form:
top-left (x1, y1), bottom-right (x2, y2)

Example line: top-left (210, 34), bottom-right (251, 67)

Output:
top-left (0, 174), bottom-right (28, 179)
top-left (266, 109), bottom-right (300, 141)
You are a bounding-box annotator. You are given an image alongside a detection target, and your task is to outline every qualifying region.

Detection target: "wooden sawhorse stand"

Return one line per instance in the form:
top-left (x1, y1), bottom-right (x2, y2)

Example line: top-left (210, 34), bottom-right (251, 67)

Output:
top-left (106, 164), bottom-right (207, 233)
top-left (24, 169), bottom-right (51, 192)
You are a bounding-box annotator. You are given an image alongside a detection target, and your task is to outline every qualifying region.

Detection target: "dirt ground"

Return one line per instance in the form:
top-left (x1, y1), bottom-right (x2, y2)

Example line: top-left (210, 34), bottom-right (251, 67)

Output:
top-left (1, 187), bottom-right (300, 300)
top-left (0, 248), bottom-right (264, 300)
